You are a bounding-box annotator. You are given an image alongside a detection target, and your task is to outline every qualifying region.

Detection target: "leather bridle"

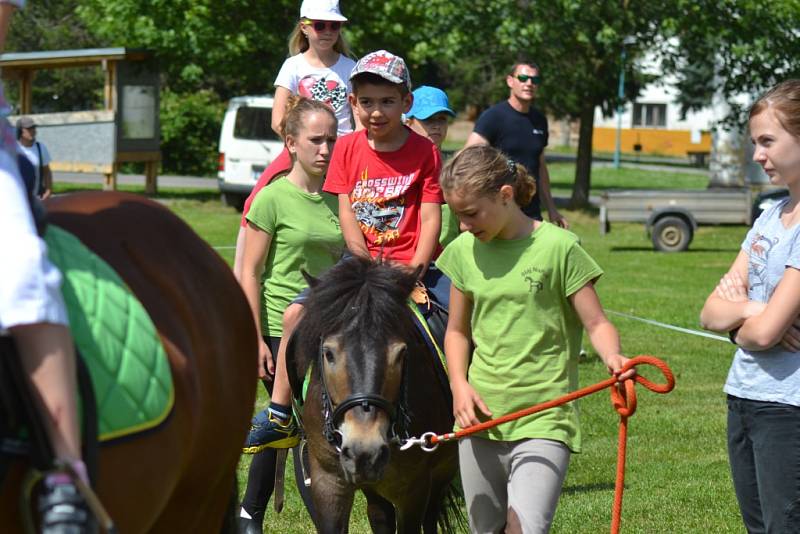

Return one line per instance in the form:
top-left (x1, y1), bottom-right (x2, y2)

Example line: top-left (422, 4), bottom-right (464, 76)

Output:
top-left (317, 338), bottom-right (411, 451)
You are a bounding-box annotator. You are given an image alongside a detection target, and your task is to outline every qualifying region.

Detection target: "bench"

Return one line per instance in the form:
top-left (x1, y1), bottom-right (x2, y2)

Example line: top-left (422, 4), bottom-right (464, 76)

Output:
top-left (687, 150), bottom-right (710, 167)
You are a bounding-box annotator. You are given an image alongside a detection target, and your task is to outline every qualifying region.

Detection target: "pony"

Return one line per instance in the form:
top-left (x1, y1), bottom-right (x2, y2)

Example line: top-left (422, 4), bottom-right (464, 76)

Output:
top-left (0, 192), bottom-right (257, 533)
top-left (286, 256), bottom-right (463, 533)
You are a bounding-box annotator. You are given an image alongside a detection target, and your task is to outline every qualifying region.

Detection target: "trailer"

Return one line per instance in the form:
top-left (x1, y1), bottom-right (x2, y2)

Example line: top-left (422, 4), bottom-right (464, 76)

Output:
top-left (599, 187), bottom-right (787, 252)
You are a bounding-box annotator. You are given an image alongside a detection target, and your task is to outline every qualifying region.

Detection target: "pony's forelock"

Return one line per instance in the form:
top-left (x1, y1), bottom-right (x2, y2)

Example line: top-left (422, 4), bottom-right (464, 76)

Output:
top-left (300, 256), bottom-right (418, 339)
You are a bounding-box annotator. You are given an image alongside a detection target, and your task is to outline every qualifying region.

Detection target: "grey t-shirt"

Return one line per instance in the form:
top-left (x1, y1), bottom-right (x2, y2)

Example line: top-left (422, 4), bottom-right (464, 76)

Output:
top-left (725, 197), bottom-right (800, 406)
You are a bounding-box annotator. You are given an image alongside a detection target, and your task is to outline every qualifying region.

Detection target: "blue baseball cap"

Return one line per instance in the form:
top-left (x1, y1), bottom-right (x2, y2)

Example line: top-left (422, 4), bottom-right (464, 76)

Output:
top-left (407, 86), bottom-right (455, 120)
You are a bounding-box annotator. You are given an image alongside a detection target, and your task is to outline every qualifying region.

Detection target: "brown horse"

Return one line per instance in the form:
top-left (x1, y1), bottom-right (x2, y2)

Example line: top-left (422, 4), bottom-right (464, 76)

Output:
top-left (0, 192), bottom-right (257, 533)
top-left (286, 256), bottom-right (463, 533)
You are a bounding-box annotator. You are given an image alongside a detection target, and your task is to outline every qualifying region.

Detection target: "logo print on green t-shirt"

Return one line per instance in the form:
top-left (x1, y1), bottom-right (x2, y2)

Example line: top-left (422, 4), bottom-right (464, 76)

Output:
top-left (521, 265), bottom-right (548, 293)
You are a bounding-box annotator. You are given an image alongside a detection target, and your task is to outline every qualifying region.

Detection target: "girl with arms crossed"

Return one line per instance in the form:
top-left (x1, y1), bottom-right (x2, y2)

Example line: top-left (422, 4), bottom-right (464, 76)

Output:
top-left (700, 79), bottom-right (800, 533)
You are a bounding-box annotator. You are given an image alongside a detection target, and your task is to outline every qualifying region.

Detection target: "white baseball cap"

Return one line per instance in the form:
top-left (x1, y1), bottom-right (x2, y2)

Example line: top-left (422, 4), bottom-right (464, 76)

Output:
top-left (300, 0), bottom-right (348, 22)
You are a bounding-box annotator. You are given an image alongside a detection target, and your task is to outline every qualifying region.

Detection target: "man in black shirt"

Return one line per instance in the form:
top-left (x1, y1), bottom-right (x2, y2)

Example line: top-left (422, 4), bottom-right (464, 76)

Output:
top-left (464, 61), bottom-right (568, 227)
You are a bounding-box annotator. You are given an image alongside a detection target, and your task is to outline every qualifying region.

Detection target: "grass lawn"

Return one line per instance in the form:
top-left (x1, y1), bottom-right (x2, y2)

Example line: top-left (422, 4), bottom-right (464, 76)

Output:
top-left (547, 162), bottom-right (710, 198)
top-left (54, 179), bottom-right (746, 532)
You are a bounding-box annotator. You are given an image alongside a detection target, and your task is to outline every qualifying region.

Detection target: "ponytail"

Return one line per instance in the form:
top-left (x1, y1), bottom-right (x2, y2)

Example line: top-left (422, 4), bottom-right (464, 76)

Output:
top-left (440, 145), bottom-right (536, 207)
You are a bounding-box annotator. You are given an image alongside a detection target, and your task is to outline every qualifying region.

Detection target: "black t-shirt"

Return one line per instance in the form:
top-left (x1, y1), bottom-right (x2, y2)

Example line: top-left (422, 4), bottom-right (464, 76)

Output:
top-left (473, 100), bottom-right (549, 218)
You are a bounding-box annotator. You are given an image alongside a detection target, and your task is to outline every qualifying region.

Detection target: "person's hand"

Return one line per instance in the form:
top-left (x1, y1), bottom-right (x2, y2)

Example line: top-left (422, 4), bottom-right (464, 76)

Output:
top-left (548, 210), bottom-right (569, 229)
top-left (451, 380), bottom-right (492, 428)
top-left (603, 353), bottom-right (636, 381)
top-left (780, 315), bottom-right (800, 352)
top-left (715, 272), bottom-right (748, 302)
top-left (257, 339), bottom-right (274, 380)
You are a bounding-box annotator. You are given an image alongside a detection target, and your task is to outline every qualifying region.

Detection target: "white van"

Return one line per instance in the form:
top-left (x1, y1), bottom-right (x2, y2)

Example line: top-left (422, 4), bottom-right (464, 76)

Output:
top-left (217, 95), bottom-right (284, 209)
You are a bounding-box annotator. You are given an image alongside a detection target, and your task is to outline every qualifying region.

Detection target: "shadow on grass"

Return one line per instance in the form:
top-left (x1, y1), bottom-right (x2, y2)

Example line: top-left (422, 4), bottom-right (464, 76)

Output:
top-left (562, 482), bottom-right (616, 495)
top-left (609, 246), bottom-right (740, 253)
top-left (553, 203), bottom-right (600, 217)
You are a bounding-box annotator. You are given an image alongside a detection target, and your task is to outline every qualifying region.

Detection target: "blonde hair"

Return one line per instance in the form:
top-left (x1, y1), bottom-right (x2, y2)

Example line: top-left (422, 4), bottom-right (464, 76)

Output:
top-left (287, 21), bottom-right (353, 57)
top-left (440, 145), bottom-right (536, 207)
top-left (750, 79), bottom-right (800, 138)
top-left (280, 94), bottom-right (337, 141)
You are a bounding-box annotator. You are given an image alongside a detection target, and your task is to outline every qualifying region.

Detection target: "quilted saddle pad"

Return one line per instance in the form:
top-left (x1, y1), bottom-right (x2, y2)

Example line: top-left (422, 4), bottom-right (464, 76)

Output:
top-left (44, 225), bottom-right (174, 442)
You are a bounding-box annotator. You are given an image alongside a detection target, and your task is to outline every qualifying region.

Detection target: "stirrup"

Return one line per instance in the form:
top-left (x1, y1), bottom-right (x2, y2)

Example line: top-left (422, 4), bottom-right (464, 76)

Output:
top-left (22, 463), bottom-right (117, 534)
top-left (39, 478), bottom-right (94, 534)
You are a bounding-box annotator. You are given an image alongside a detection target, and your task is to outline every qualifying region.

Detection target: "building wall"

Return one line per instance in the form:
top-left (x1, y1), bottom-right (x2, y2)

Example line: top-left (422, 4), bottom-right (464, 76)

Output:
top-left (592, 68), bottom-right (716, 157)
top-left (593, 127), bottom-right (711, 157)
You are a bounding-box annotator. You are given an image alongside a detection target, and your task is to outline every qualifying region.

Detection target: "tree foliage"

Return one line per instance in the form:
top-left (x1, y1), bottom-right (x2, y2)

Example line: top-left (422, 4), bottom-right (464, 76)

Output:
top-left (388, 0), bottom-right (676, 207)
top-left (5, 0), bottom-right (103, 113)
top-left (14, 1), bottom-right (800, 183)
top-left (76, 0), bottom-right (297, 98)
top-left (663, 0), bottom-right (800, 127)
top-left (159, 88), bottom-right (224, 176)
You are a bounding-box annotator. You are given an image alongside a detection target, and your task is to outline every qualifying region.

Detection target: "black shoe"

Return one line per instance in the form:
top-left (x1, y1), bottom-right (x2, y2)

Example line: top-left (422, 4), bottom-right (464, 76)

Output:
top-left (39, 480), bottom-right (96, 534)
top-left (238, 515), bottom-right (263, 534)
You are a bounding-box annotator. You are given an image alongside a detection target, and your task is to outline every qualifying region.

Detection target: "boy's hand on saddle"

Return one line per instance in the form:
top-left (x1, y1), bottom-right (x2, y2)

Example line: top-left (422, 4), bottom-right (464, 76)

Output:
top-left (258, 340), bottom-right (274, 380)
top-left (451, 380), bottom-right (492, 428)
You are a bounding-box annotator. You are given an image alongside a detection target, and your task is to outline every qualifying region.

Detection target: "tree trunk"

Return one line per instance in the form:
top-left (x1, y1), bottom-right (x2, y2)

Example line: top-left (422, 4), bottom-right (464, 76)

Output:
top-left (570, 103), bottom-right (595, 208)
top-left (708, 73), bottom-right (745, 187)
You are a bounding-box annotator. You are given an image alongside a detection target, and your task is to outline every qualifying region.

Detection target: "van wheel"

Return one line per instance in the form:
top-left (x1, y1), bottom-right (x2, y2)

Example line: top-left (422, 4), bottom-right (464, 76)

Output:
top-left (221, 192), bottom-right (245, 211)
top-left (652, 216), bottom-right (692, 252)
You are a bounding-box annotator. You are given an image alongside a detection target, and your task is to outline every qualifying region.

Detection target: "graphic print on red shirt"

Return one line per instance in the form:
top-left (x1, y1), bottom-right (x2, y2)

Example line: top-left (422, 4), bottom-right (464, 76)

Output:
top-left (323, 129), bottom-right (443, 263)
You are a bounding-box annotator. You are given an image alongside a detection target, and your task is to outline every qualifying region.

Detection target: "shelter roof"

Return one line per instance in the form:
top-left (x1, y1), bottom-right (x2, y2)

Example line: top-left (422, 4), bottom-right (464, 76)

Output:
top-left (0, 48), bottom-right (150, 69)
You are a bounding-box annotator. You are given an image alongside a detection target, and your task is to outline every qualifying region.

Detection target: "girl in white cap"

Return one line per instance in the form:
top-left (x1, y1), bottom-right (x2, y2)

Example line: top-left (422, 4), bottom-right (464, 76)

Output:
top-left (274, 0), bottom-right (355, 137)
top-left (233, 0), bottom-right (355, 276)
top-left (237, 3), bottom-right (355, 532)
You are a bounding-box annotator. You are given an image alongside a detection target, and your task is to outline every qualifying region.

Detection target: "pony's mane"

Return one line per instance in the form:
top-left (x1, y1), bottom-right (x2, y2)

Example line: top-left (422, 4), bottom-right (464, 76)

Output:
top-left (298, 256), bottom-right (419, 341)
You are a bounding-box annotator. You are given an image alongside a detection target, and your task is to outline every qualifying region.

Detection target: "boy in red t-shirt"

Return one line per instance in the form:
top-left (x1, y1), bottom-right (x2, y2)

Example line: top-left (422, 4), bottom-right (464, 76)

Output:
top-left (244, 50), bottom-right (444, 451)
top-left (324, 49), bottom-right (442, 269)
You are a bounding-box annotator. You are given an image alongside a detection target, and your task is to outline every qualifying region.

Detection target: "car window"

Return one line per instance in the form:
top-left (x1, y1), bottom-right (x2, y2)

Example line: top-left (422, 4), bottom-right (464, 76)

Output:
top-left (233, 106), bottom-right (280, 141)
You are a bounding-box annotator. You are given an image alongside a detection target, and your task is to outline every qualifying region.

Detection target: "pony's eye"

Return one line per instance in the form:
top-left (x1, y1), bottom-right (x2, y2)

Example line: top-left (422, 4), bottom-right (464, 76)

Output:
top-left (323, 347), bottom-right (335, 364)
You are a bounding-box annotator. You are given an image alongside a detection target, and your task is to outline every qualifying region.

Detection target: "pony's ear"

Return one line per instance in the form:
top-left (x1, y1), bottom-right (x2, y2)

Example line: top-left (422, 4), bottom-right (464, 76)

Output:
top-left (301, 269), bottom-right (319, 288)
top-left (285, 331), bottom-right (310, 402)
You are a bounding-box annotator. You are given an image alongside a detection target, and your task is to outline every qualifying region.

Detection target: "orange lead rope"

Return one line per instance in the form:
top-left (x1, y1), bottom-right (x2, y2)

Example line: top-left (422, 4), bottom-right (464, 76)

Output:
top-left (421, 355), bottom-right (676, 534)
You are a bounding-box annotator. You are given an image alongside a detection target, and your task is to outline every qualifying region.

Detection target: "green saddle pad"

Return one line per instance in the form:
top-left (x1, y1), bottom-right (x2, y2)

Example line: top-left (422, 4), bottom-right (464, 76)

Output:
top-left (44, 225), bottom-right (174, 442)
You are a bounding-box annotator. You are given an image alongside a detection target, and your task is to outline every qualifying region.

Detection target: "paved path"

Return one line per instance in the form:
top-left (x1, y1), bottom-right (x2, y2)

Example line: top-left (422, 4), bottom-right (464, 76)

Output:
top-left (54, 172), bottom-right (218, 190)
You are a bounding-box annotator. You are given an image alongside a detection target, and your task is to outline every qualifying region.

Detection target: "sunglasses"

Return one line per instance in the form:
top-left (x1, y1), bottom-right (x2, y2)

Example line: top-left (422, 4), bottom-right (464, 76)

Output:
top-left (303, 19), bottom-right (342, 32)
top-left (515, 74), bottom-right (542, 85)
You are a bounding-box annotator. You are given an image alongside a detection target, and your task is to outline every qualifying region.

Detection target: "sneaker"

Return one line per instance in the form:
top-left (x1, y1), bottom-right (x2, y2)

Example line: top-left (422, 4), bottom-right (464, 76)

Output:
top-left (242, 409), bottom-right (299, 453)
top-left (38, 479), bottom-right (96, 534)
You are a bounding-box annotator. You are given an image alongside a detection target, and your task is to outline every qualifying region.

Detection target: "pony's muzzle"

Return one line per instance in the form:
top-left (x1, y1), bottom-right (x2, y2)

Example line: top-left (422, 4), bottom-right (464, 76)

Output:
top-left (339, 439), bottom-right (390, 483)
top-left (338, 411), bottom-right (392, 483)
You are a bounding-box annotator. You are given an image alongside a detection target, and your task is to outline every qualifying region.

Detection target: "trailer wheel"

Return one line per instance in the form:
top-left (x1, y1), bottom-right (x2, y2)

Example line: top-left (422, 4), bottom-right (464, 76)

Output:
top-left (652, 216), bottom-right (693, 252)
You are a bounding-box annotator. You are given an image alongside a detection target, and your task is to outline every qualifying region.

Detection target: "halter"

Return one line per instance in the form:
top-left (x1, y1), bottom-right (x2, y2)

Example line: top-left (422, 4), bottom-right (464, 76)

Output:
top-left (317, 337), bottom-right (412, 451)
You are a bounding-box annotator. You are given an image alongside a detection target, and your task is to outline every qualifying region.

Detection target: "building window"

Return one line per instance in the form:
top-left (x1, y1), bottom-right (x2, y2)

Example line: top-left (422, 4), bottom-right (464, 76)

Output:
top-left (632, 103), bottom-right (667, 128)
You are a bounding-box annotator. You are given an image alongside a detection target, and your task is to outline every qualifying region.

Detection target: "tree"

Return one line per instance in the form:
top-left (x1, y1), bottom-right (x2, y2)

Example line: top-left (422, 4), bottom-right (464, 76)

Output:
top-left (76, 0), bottom-right (298, 98)
top-left (397, 0), bottom-right (675, 208)
top-left (76, 0), bottom-right (306, 175)
top-left (662, 0), bottom-right (800, 186)
top-left (5, 0), bottom-right (103, 113)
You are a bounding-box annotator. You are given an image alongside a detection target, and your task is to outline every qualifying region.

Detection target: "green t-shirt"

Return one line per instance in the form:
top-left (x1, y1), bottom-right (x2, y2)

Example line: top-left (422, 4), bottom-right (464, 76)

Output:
top-left (246, 177), bottom-right (344, 336)
top-left (435, 222), bottom-right (603, 452)
top-left (439, 204), bottom-right (460, 249)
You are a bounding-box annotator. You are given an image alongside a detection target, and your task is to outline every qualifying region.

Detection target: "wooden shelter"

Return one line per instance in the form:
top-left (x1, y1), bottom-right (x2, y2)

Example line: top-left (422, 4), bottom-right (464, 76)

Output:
top-left (0, 48), bottom-right (161, 193)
